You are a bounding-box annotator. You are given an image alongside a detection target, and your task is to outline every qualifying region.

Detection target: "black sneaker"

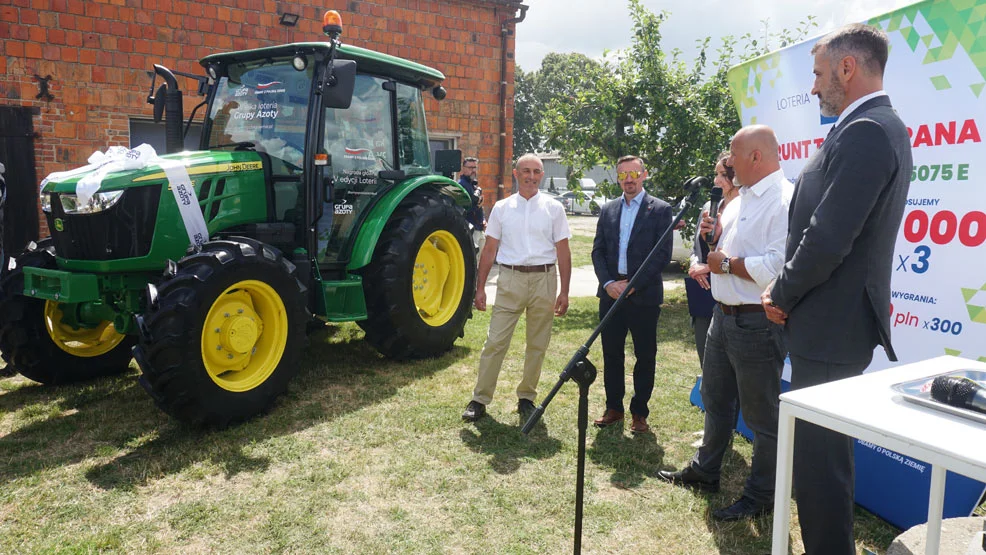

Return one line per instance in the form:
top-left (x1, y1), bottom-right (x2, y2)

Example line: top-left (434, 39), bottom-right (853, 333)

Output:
top-left (462, 401), bottom-right (486, 422)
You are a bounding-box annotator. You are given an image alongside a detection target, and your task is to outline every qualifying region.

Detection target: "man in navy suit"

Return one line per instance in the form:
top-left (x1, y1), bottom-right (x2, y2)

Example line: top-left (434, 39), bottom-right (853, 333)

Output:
top-left (591, 155), bottom-right (672, 434)
top-left (762, 23), bottom-right (912, 554)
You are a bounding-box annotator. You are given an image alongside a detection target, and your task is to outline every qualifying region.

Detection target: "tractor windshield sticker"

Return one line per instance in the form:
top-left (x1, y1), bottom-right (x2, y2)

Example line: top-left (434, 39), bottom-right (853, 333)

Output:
top-left (231, 101), bottom-right (280, 120)
top-left (334, 201), bottom-right (354, 215)
top-left (336, 168), bottom-right (376, 187)
top-left (343, 147), bottom-right (374, 161)
top-left (254, 82), bottom-right (285, 95)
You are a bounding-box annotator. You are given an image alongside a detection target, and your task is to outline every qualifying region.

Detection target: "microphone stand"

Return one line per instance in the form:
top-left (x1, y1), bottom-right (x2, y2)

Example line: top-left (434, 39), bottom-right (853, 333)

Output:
top-left (521, 178), bottom-right (706, 554)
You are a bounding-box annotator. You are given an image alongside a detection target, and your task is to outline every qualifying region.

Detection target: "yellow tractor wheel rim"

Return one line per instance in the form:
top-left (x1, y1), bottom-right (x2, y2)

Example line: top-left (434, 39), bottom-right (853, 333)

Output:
top-left (44, 301), bottom-right (127, 358)
top-left (201, 280), bottom-right (288, 392)
top-left (412, 230), bottom-right (466, 327)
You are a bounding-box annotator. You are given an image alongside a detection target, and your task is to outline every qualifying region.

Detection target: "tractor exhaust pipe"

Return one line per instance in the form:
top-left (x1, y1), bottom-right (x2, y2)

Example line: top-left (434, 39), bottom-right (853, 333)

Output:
top-left (151, 65), bottom-right (185, 154)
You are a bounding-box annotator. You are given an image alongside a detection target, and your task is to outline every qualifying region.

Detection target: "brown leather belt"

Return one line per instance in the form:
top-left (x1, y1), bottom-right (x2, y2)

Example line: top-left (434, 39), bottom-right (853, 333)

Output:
top-left (501, 263), bottom-right (554, 273)
top-left (718, 302), bottom-right (765, 315)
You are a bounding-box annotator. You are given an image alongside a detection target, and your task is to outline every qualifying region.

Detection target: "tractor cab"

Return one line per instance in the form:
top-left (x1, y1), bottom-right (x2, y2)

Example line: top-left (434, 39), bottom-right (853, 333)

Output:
top-left (198, 40), bottom-right (453, 273)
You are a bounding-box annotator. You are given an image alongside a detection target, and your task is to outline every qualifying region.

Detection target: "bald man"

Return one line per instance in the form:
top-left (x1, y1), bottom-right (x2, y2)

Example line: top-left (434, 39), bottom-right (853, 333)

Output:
top-left (659, 125), bottom-right (792, 521)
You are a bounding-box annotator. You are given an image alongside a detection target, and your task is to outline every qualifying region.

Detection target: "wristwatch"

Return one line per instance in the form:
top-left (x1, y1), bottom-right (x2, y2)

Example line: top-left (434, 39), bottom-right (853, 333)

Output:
top-left (720, 257), bottom-right (731, 274)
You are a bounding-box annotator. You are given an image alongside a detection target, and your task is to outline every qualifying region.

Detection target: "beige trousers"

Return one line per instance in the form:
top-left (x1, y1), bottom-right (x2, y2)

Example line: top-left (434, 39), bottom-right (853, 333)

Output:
top-left (472, 265), bottom-right (557, 405)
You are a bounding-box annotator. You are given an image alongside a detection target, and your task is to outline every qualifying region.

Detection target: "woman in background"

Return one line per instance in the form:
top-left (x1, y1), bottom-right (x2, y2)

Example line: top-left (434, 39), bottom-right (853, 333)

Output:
top-left (685, 152), bottom-right (737, 366)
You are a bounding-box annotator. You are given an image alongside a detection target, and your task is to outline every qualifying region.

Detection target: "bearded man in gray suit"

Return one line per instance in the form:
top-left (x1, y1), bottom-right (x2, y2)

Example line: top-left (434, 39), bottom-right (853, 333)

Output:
top-left (761, 24), bottom-right (913, 555)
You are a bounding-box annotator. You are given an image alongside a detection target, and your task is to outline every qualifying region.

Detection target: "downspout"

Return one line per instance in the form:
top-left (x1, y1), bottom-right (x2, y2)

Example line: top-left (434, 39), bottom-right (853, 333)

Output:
top-left (497, 3), bottom-right (528, 200)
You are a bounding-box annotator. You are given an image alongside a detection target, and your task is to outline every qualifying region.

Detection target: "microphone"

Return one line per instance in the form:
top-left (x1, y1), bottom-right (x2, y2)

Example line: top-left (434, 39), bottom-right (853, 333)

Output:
top-left (705, 187), bottom-right (723, 244)
top-left (930, 375), bottom-right (986, 415)
top-left (682, 176), bottom-right (711, 192)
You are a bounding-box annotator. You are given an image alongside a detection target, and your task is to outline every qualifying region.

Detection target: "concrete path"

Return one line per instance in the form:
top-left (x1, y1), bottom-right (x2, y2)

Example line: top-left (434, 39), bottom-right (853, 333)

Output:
top-left (482, 264), bottom-right (681, 305)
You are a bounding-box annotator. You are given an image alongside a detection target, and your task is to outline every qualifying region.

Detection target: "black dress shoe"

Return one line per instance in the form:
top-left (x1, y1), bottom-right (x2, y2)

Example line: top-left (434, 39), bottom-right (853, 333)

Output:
top-left (657, 465), bottom-right (720, 493)
top-left (462, 400), bottom-right (486, 422)
top-left (711, 495), bottom-right (772, 521)
top-left (518, 399), bottom-right (536, 420)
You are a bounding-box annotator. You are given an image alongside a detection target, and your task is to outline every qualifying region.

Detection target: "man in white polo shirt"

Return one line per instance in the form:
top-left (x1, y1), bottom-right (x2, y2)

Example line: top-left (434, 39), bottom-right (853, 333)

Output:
top-left (659, 125), bottom-right (791, 521)
top-left (462, 153), bottom-right (572, 423)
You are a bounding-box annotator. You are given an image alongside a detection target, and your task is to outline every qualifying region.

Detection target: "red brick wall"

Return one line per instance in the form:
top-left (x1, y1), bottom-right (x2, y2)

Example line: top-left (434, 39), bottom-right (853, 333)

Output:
top-left (0, 0), bottom-right (521, 237)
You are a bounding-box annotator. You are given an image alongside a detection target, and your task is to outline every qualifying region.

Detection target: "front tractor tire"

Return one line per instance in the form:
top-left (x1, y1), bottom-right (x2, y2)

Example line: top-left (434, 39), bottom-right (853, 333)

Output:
top-left (0, 241), bottom-right (135, 384)
top-left (133, 238), bottom-right (307, 427)
top-left (359, 189), bottom-right (476, 359)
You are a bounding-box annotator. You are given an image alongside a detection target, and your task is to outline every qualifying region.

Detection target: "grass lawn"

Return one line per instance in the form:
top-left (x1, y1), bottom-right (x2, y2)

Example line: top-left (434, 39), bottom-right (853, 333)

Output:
top-left (0, 218), bottom-right (908, 553)
top-left (0, 288), bottom-right (903, 554)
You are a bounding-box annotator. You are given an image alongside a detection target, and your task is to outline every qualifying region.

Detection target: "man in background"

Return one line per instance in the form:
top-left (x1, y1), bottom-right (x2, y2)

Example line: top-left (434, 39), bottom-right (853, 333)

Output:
top-left (459, 156), bottom-right (486, 254)
top-left (762, 24), bottom-right (912, 554)
top-left (463, 154), bottom-right (571, 423)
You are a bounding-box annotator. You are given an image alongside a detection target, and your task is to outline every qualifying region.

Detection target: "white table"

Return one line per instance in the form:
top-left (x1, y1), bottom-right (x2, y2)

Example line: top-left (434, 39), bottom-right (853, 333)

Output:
top-left (771, 355), bottom-right (986, 555)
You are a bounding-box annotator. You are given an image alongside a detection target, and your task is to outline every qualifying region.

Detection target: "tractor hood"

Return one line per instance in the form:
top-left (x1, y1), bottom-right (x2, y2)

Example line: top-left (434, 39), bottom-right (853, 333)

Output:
top-left (41, 148), bottom-right (264, 197)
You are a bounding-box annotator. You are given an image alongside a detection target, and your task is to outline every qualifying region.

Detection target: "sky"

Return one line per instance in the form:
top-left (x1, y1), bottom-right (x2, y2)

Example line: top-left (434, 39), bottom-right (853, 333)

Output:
top-left (515, 0), bottom-right (919, 72)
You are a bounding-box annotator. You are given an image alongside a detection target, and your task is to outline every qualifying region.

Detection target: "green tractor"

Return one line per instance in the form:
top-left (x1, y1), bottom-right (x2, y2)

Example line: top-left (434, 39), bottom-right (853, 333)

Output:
top-left (0, 13), bottom-right (476, 426)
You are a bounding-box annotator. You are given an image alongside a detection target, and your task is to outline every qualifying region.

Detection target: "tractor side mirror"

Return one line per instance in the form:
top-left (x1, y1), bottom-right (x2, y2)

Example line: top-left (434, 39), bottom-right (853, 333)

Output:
top-left (322, 60), bottom-right (356, 109)
top-left (433, 149), bottom-right (462, 178)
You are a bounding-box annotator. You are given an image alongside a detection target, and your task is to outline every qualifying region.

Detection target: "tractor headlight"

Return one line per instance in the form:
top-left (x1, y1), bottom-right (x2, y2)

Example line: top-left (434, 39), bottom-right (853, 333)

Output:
top-left (40, 192), bottom-right (52, 213)
top-left (59, 190), bottom-right (126, 214)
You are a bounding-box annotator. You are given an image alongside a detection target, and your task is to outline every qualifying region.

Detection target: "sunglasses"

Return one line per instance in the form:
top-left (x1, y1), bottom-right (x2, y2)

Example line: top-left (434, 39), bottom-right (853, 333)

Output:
top-left (617, 170), bottom-right (643, 180)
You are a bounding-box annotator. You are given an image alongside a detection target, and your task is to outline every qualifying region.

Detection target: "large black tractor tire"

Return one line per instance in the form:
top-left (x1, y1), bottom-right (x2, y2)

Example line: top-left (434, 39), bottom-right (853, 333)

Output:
top-left (0, 240), bottom-right (135, 384)
top-left (133, 238), bottom-right (307, 427)
top-left (359, 189), bottom-right (476, 359)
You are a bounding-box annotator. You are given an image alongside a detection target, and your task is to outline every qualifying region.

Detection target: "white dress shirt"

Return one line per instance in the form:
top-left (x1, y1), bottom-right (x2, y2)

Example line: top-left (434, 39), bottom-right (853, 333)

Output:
top-left (486, 191), bottom-right (571, 265)
top-left (711, 169), bottom-right (793, 305)
top-left (834, 90), bottom-right (887, 130)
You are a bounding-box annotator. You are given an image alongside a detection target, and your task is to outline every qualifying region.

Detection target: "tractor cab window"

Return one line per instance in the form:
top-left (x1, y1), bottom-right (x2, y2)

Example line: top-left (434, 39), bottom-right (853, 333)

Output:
top-left (397, 84), bottom-right (431, 175)
top-left (206, 58), bottom-right (313, 177)
top-left (317, 74), bottom-right (395, 263)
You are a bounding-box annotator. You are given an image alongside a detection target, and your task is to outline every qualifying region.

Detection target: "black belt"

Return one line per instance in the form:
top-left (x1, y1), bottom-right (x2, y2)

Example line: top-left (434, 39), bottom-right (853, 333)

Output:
top-left (718, 302), bottom-right (765, 315)
top-left (616, 274), bottom-right (629, 280)
top-left (501, 263), bottom-right (554, 273)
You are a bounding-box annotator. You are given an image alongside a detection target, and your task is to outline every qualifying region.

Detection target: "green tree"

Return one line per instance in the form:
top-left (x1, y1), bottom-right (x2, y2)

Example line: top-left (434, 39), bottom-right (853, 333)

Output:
top-left (542, 0), bottom-right (816, 209)
top-left (513, 66), bottom-right (541, 156)
top-left (512, 53), bottom-right (607, 156)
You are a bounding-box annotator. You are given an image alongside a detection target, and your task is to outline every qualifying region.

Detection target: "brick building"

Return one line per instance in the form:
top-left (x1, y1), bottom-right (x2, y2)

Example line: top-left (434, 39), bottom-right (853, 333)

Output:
top-left (0, 0), bottom-right (526, 252)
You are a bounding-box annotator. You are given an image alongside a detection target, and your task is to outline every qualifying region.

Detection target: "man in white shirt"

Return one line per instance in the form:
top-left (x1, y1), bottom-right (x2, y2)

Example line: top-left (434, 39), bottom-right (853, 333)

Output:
top-left (462, 154), bottom-right (572, 423)
top-left (659, 125), bottom-right (792, 522)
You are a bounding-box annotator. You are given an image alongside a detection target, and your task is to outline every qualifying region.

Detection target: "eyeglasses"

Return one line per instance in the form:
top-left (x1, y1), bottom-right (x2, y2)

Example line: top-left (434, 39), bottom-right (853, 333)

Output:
top-left (617, 170), bottom-right (642, 180)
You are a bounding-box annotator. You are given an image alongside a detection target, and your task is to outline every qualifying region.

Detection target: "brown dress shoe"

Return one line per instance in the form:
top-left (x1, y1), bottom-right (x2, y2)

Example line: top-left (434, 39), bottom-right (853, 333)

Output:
top-left (593, 409), bottom-right (624, 428)
top-left (630, 414), bottom-right (650, 434)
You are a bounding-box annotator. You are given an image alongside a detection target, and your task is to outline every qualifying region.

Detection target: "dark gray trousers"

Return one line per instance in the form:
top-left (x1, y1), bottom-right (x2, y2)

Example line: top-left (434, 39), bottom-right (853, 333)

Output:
top-left (690, 306), bottom-right (785, 505)
top-left (789, 353), bottom-right (871, 555)
top-left (692, 315), bottom-right (711, 368)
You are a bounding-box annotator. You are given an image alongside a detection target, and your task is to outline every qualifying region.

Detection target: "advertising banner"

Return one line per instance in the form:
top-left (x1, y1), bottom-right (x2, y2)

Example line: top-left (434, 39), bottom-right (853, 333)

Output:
top-left (722, 0), bottom-right (986, 529)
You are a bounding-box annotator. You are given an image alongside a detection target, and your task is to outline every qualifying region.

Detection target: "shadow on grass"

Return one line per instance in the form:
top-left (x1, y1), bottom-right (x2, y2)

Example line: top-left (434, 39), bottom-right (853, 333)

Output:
top-left (551, 303), bottom-right (601, 333)
top-left (0, 325), bottom-right (469, 490)
top-left (588, 425), bottom-right (666, 489)
top-left (459, 415), bottom-right (562, 475)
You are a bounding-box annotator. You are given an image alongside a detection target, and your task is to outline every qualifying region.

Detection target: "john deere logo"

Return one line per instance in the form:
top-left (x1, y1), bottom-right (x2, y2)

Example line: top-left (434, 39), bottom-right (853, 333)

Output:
top-left (54, 218), bottom-right (64, 232)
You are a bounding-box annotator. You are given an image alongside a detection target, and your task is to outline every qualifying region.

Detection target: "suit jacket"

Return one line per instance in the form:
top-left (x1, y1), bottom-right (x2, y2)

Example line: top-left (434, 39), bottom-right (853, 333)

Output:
top-left (592, 192), bottom-right (673, 306)
top-left (771, 96), bottom-right (912, 364)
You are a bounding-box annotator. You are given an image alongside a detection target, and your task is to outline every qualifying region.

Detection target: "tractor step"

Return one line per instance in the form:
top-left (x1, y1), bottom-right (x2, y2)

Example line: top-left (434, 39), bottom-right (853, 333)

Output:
top-left (319, 275), bottom-right (367, 322)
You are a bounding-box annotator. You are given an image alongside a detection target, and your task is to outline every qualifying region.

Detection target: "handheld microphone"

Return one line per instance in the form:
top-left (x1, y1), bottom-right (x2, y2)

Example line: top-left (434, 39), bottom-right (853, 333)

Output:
top-left (930, 375), bottom-right (986, 415)
top-left (705, 187), bottom-right (723, 244)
